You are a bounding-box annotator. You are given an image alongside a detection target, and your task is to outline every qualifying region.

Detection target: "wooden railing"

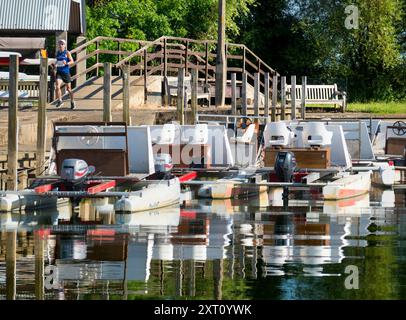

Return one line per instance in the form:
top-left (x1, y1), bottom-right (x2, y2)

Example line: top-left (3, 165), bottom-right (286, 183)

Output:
top-left (48, 36), bottom-right (153, 102)
top-left (57, 35), bottom-right (279, 104)
top-left (70, 36), bottom-right (151, 79)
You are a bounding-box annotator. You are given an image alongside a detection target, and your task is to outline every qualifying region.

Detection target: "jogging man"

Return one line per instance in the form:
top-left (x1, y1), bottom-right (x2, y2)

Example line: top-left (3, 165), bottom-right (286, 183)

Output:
top-left (54, 39), bottom-right (76, 109)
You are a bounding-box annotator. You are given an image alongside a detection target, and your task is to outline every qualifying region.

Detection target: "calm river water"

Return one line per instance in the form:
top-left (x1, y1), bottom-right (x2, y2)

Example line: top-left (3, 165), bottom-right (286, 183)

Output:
top-left (0, 187), bottom-right (405, 300)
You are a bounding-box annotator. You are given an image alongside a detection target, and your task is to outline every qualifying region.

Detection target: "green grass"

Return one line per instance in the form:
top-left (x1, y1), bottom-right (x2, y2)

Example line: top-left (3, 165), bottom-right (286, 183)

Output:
top-left (347, 101), bottom-right (406, 114)
top-left (306, 101), bottom-right (406, 114)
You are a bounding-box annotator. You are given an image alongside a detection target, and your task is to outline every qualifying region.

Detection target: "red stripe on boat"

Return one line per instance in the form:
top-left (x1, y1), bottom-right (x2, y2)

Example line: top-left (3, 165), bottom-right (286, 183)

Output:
top-left (87, 180), bottom-right (116, 194)
top-left (87, 229), bottom-right (116, 236)
top-left (34, 184), bottom-right (54, 193)
top-left (179, 171), bottom-right (197, 182)
top-left (181, 210), bottom-right (197, 219)
top-left (338, 189), bottom-right (367, 199)
top-left (74, 168), bottom-right (88, 178)
top-left (34, 229), bottom-right (51, 238)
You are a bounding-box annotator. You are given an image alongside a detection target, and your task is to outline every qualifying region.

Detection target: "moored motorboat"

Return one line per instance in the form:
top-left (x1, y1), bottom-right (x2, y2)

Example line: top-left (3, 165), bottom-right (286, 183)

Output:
top-left (0, 192), bottom-right (64, 212)
top-left (1, 122), bottom-right (197, 212)
top-left (114, 178), bottom-right (180, 212)
top-left (197, 174), bottom-right (268, 199)
top-left (323, 171), bottom-right (371, 200)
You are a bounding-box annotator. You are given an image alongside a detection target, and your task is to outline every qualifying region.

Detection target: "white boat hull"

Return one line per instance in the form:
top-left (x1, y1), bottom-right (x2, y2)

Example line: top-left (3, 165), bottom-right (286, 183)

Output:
top-left (323, 172), bottom-right (371, 200)
top-left (0, 191), bottom-right (60, 212)
top-left (371, 162), bottom-right (397, 187)
top-left (198, 178), bottom-right (268, 199)
top-left (114, 178), bottom-right (180, 212)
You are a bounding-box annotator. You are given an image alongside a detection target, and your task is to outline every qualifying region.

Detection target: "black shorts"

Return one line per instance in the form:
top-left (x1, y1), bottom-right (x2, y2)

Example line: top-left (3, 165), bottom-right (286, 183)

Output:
top-left (56, 71), bottom-right (72, 83)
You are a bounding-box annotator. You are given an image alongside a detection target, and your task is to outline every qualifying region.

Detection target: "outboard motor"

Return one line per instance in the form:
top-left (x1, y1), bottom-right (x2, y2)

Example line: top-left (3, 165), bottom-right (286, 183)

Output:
top-left (60, 159), bottom-right (95, 186)
top-left (274, 151), bottom-right (297, 183)
top-left (154, 154), bottom-right (173, 179)
top-left (274, 151), bottom-right (297, 209)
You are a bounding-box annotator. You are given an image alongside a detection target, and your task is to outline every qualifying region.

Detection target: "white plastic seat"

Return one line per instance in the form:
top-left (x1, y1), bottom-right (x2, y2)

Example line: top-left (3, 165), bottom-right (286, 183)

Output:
top-left (303, 122), bottom-right (333, 147)
top-left (182, 124), bottom-right (208, 144)
top-left (264, 122), bottom-right (294, 147)
top-left (151, 123), bottom-right (176, 144)
top-left (230, 124), bottom-right (256, 144)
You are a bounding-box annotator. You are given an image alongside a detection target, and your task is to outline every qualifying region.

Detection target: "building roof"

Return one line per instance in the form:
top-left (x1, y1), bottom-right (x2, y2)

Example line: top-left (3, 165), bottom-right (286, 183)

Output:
top-left (0, 0), bottom-right (85, 35)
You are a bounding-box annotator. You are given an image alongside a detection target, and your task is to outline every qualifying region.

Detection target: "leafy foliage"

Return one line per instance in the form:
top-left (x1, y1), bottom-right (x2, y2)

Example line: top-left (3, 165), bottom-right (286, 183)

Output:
top-left (86, 0), bottom-right (255, 41)
top-left (85, 0), bottom-right (405, 102)
top-left (238, 0), bottom-right (405, 102)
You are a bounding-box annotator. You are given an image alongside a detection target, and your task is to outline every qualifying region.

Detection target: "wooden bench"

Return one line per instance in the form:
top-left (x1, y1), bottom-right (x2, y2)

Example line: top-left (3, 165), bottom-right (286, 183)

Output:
top-left (286, 84), bottom-right (347, 112)
top-left (164, 76), bottom-right (211, 107)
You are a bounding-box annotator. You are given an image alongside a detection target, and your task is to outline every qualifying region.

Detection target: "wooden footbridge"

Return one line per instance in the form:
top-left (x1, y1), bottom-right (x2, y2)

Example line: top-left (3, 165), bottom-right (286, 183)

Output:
top-left (47, 35), bottom-right (304, 120)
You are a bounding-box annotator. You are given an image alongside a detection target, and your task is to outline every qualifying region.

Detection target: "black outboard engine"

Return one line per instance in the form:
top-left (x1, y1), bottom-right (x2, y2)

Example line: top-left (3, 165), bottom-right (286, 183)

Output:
top-left (274, 151), bottom-right (297, 183)
top-left (274, 151), bottom-right (297, 209)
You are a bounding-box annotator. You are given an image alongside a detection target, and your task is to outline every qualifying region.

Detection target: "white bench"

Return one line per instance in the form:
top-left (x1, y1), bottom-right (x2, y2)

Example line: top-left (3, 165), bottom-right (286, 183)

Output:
top-left (165, 76), bottom-right (211, 107)
top-left (0, 80), bottom-right (40, 106)
top-left (286, 84), bottom-right (347, 112)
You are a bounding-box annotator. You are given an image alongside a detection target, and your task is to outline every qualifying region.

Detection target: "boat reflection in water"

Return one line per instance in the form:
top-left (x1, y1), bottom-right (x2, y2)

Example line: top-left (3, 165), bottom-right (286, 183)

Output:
top-left (0, 189), bottom-right (405, 299)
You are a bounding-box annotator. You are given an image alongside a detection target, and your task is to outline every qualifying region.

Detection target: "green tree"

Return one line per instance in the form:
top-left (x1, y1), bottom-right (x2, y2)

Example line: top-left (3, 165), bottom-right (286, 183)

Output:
top-left (239, 0), bottom-right (405, 102)
top-left (86, 0), bottom-right (256, 41)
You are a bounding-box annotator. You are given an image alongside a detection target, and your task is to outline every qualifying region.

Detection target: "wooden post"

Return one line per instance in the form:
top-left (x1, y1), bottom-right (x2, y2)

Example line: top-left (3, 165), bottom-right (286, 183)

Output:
top-left (36, 57), bottom-right (48, 177)
top-left (264, 72), bottom-right (270, 123)
top-left (96, 40), bottom-right (99, 76)
top-left (281, 76), bottom-right (286, 121)
top-left (254, 72), bottom-right (260, 118)
top-left (122, 64), bottom-right (131, 125)
top-left (291, 75), bottom-right (296, 120)
top-left (177, 68), bottom-right (185, 125)
top-left (272, 75), bottom-right (278, 122)
top-left (7, 55), bottom-right (18, 191)
top-left (301, 76), bottom-right (307, 119)
top-left (162, 76), bottom-right (169, 107)
top-left (184, 41), bottom-right (189, 75)
top-left (191, 68), bottom-right (198, 124)
top-left (6, 231), bottom-right (17, 300)
top-left (205, 42), bottom-right (209, 85)
top-left (215, 0), bottom-right (226, 107)
top-left (35, 231), bottom-right (45, 300)
top-left (163, 38), bottom-right (167, 77)
top-left (231, 73), bottom-right (237, 114)
top-left (144, 49), bottom-right (148, 104)
top-left (241, 72), bottom-right (248, 116)
top-left (103, 62), bottom-right (112, 122)
top-left (75, 36), bottom-right (87, 87)
top-left (49, 69), bottom-right (55, 102)
top-left (117, 42), bottom-right (122, 76)
top-left (242, 47), bottom-right (246, 73)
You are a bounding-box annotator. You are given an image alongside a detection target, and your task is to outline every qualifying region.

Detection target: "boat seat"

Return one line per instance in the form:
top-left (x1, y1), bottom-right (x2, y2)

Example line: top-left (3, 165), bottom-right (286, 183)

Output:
top-left (151, 123), bottom-right (176, 145)
top-left (303, 122), bottom-right (333, 147)
top-left (264, 122), bottom-right (294, 147)
top-left (230, 124), bottom-right (256, 144)
top-left (182, 123), bottom-right (208, 144)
